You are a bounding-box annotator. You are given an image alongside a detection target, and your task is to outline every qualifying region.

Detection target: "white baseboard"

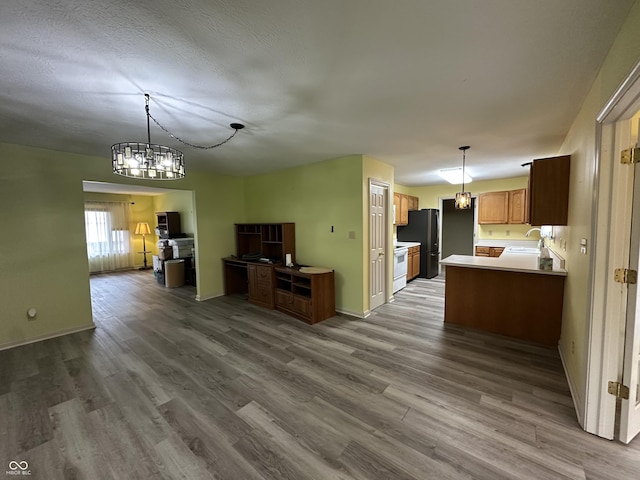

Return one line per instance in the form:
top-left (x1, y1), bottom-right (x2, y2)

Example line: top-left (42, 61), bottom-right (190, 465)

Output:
top-left (195, 293), bottom-right (224, 302)
top-left (558, 339), bottom-right (585, 428)
top-left (336, 308), bottom-right (367, 319)
top-left (0, 323), bottom-right (96, 352)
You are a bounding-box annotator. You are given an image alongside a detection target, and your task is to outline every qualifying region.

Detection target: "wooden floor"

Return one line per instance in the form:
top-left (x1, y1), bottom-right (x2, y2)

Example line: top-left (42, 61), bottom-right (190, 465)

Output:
top-left (1, 271), bottom-right (640, 479)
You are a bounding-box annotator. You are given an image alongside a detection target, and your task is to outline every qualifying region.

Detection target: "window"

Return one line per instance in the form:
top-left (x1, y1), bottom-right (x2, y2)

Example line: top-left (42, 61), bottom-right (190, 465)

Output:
top-left (84, 201), bottom-right (132, 272)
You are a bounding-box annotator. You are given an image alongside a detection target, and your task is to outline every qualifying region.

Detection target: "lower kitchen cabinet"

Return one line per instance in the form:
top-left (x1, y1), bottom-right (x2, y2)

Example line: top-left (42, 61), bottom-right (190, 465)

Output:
top-left (475, 246), bottom-right (504, 257)
top-left (407, 246), bottom-right (421, 280)
top-left (274, 267), bottom-right (335, 324)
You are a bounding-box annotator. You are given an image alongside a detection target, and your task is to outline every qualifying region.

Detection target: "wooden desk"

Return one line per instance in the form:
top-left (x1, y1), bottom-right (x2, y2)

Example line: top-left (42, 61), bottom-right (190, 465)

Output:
top-left (223, 257), bottom-right (250, 295)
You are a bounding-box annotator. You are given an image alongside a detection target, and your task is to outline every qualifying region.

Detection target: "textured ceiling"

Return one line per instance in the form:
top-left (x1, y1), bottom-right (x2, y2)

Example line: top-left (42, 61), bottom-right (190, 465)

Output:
top-left (0, 0), bottom-right (635, 186)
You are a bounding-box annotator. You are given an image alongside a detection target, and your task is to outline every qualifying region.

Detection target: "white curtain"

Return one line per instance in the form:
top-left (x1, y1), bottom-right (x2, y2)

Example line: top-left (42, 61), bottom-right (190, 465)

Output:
top-left (84, 201), bottom-right (132, 273)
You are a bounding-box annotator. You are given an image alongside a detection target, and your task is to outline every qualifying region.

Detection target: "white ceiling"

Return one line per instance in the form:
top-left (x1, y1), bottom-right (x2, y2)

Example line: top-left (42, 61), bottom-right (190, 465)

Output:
top-left (1, 1), bottom-right (635, 186)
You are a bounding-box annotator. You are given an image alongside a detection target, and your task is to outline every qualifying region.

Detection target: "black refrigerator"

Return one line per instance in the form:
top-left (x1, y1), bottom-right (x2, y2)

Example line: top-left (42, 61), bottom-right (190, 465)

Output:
top-left (397, 208), bottom-right (439, 279)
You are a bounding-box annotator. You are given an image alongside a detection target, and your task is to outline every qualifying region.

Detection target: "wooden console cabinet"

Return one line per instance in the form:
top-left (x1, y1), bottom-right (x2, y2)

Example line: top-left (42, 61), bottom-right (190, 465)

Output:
top-left (274, 267), bottom-right (335, 324)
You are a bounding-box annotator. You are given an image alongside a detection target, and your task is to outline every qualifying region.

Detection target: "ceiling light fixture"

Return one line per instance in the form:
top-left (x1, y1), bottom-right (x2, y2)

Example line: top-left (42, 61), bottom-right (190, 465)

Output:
top-left (455, 145), bottom-right (472, 209)
top-left (438, 167), bottom-right (472, 185)
top-left (112, 94), bottom-right (244, 180)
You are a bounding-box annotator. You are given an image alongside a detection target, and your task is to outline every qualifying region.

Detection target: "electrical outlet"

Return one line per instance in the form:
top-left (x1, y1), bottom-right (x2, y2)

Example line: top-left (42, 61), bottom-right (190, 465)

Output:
top-left (348, 231), bottom-right (356, 239)
top-left (571, 341), bottom-right (575, 354)
top-left (505, 230), bottom-right (510, 236)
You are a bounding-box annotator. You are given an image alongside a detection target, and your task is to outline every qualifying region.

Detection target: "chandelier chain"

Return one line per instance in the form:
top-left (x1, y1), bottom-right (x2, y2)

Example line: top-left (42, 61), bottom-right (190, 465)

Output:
top-left (147, 112), bottom-right (241, 150)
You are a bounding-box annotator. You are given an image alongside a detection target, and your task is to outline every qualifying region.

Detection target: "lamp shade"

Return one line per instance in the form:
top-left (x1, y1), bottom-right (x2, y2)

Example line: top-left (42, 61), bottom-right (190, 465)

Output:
top-left (135, 222), bottom-right (152, 235)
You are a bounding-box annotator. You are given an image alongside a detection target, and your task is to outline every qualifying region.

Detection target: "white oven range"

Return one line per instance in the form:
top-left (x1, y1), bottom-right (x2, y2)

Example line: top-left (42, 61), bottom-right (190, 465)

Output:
top-left (393, 246), bottom-right (408, 293)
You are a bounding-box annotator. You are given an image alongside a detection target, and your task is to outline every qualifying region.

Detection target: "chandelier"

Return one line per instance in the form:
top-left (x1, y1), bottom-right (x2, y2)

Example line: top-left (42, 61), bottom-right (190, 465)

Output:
top-left (111, 94), bottom-right (244, 180)
top-left (455, 145), bottom-right (472, 209)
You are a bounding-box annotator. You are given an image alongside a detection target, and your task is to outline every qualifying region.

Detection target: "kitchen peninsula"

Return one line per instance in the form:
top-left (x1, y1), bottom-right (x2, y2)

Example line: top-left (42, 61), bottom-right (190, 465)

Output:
top-left (440, 250), bottom-right (567, 346)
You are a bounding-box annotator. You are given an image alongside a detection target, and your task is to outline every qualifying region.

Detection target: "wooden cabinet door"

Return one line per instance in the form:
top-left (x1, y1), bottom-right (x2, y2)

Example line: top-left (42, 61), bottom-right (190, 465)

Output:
top-left (508, 189), bottom-right (527, 224)
top-left (400, 195), bottom-right (409, 225)
top-left (528, 155), bottom-right (570, 226)
top-left (247, 264), bottom-right (258, 299)
top-left (475, 246), bottom-right (490, 257)
top-left (411, 248), bottom-right (420, 279)
top-left (407, 195), bottom-right (419, 211)
top-left (393, 193), bottom-right (402, 224)
top-left (478, 191), bottom-right (509, 224)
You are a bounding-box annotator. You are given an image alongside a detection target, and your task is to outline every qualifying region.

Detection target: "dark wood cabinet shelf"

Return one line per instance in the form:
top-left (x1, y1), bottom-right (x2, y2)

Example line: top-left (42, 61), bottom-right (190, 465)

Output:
top-left (156, 211), bottom-right (181, 238)
top-left (235, 223), bottom-right (295, 264)
top-left (274, 267), bottom-right (335, 324)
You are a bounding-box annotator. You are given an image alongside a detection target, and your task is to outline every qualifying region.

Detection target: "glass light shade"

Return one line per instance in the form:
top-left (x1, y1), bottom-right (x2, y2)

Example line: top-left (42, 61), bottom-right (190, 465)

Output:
top-left (455, 191), bottom-right (472, 209)
top-left (112, 142), bottom-right (185, 180)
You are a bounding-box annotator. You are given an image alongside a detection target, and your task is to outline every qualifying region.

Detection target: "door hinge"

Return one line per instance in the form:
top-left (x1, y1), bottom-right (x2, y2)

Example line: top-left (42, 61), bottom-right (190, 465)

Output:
top-left (608, 381), bottom-right (630, 400)
top-left (621, 147), bottom-right (640, 164)
top-left (614, 268), bottom-right (638, 284)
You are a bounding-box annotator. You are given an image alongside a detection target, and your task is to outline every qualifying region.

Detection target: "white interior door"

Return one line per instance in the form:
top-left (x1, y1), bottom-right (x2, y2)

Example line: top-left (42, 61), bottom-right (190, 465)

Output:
top-left (620, 157), bottom-right (640, 443)
top-left (369, 183), bottom-right (386, 311)
top-left (586, 59), bottom-right (640, 440)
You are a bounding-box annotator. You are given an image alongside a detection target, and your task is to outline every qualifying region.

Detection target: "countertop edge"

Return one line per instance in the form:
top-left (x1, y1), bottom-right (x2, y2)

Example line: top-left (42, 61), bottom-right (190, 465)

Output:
top-left (440, 255), bottom-right (568, 277)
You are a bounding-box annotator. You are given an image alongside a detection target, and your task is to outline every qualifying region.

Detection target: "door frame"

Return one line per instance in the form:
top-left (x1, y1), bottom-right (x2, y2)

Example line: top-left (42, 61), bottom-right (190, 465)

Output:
top-left (585, 58), bottom-right (640, 439)
top-left (438, 195), bottom-right (478, 273)
top-left (368, 178), bottom-right (391, 314)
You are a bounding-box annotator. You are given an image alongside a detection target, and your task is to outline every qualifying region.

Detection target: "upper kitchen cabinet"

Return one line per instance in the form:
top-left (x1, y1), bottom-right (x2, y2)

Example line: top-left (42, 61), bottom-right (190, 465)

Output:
top-left (478, 189), bottom-right (528, 225)
top-left (527, 155), bottom-right (571, 226)
top-left (478, 191), bottom-right (509, 224)
top-left (508, 188), bottom-right (527, 224)
top-left (394, 192), bottom-right (419, 226)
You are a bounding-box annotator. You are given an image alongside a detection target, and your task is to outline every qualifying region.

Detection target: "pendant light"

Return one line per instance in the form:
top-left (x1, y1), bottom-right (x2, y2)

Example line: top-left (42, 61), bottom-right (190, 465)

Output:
top-left (455, 145), bottom-right (472, 209)
top-left (112, 94), bottom-right (244, 180)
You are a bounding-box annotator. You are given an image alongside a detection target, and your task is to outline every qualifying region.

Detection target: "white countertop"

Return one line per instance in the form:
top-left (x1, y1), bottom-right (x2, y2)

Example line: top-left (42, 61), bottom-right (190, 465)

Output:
top-left (440, 252), bottom-right (567, 276)
top-left (475, 240), bottom-right (540, 248)
top-left (395, 241), bottom-right (421, 248)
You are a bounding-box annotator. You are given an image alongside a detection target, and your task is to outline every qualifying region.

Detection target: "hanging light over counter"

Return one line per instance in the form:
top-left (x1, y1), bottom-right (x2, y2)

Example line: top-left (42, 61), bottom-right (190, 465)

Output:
top-left (455, 145), bottom-right (472, 209)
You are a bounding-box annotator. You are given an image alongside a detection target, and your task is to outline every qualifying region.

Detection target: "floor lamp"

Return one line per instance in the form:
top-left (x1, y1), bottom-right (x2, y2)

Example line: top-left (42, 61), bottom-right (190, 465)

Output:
top-left (135, 222), bottom-right (152, 270)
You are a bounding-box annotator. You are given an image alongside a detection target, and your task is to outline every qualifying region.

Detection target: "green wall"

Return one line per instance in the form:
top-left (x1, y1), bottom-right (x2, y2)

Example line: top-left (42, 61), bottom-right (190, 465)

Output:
top-left (0, 142), bottom-right (244, 348)
top-left (244, 155), bottom-right (365, 316)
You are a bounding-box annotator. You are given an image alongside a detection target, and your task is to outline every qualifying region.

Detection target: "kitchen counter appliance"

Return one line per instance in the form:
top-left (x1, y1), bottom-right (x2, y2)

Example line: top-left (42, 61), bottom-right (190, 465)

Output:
top-left (397, 208), bottom-right (439, 279)
top-left (393, 246), bottom-right (408, 293)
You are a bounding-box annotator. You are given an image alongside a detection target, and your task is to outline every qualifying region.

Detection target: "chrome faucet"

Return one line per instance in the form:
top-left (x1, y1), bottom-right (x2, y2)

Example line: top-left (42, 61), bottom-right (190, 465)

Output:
top-left (525, 227), bottom-right (544, 249)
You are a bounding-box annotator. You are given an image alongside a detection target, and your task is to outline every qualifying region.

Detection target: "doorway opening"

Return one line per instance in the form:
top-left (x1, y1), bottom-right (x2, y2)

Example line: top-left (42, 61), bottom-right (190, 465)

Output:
top-left (439, 196), bottom-right (477, 274)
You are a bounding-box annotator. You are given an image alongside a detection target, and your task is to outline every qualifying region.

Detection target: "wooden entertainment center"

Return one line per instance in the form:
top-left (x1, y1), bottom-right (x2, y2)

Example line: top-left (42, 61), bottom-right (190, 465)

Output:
top-left (223, 223), bottom-right (335, 324)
